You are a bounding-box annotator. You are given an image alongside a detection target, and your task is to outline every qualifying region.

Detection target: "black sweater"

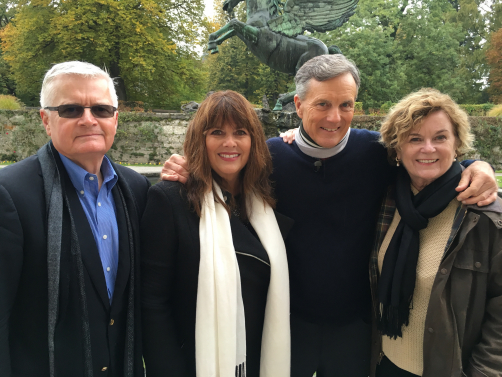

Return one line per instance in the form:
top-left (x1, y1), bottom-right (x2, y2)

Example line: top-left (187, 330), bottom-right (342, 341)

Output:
top-left (267, 129), bottom-right (395, 324)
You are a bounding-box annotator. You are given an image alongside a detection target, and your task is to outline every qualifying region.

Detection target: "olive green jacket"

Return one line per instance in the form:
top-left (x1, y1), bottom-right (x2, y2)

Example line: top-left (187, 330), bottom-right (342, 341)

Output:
top-left (370, 186), bottom-right (502, 377)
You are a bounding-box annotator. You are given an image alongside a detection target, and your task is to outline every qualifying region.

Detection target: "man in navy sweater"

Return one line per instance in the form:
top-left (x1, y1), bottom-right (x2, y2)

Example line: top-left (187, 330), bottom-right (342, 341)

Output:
top-left (161, 55), bottom-right (498, 376)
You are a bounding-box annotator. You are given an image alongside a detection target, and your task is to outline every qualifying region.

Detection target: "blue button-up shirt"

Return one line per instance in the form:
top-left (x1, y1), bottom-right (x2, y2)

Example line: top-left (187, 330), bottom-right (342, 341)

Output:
top-left (60, 154), bottom-right (119, 303)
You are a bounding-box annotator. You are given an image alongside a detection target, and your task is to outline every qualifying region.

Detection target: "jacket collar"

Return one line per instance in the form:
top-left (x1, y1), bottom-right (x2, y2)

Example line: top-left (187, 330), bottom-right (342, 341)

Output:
top-left (466, 197), bottom-right (502, 214)
top-left (466, 197), bottom-right (502, 229)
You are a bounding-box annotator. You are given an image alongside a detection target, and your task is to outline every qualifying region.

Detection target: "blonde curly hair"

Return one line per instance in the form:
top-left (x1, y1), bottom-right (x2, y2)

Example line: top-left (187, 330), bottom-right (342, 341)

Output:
top-left (379, 88), bottom-right (474, 161)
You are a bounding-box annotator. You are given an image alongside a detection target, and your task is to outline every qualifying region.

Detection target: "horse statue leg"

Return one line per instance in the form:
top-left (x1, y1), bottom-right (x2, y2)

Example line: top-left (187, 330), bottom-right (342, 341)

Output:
top-left (208, 19), bottom-right (259, 54)
top-left (273, 91), bottom-right (296, 111)
top-left (272, 49), bottom-right (314, 111)
top-left (273, 41), bottom-right (337, 111)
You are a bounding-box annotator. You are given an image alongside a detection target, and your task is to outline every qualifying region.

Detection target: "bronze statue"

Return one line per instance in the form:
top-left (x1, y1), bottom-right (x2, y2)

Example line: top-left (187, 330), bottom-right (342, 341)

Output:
top-left (208, 0), bottom-right (358, 110)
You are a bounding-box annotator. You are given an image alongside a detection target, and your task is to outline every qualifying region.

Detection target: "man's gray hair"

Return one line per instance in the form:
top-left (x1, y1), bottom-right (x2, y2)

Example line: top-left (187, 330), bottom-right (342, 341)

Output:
top-left (295, 54), bottom-right (360, 100)
top-left (40, 61), bottom-right (118, 108)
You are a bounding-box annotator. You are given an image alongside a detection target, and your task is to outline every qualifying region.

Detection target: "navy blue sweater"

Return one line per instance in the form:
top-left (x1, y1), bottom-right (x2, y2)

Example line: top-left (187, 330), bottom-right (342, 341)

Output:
top-left (267, 129), bottom-right (395, 324)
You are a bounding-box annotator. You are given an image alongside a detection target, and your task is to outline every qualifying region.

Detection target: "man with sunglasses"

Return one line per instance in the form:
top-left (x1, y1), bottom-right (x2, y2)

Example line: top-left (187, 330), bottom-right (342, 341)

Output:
top-left (0, 61), bottom-right (149, 377)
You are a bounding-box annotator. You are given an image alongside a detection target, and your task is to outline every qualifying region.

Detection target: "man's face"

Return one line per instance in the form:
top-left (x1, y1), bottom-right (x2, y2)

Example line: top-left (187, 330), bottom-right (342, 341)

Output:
top-left (294, 73), bottom-right (357, 148)
top-left (40, 75), bottom-right (118, 167)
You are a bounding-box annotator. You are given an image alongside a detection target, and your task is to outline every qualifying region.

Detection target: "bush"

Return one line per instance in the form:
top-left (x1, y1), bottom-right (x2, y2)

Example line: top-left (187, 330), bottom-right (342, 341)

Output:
top-left (380, 101), bottom-right (396, 115)
top-left (459, 104), bottom-right (494, 116)
top-left (354, 102), bottom-right (364, 115)
top-left (118, 100), bottom-right (144, 112)
top-left (0, 95), bottom-right (24, 110)
top-left (366, 108), bottom-right (384, 116)
top-left (488, 105), bottom-right (502, 117)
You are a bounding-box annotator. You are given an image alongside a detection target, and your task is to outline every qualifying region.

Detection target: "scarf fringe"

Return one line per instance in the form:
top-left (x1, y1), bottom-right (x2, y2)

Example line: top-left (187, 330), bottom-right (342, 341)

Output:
top-left (235, 362), bottom-right (246, 377)
top-left (378, 301), bottom-right (412, 339)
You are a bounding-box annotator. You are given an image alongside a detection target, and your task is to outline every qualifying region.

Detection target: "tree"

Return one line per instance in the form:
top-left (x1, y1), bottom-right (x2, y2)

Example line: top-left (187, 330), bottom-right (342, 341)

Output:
top-left (393, 1), bottom-right (465, 100)
top-left (486, 27), bottom-right (502, 103)
top-left (0, 0), bottom-right (207, 108)
top-left (316, 0), bottom-right (402, 109)
top-left (443, 0), bottom-right (490, 103)
top-left (317, 0), bottom-right (490, 108)
top-left (0, 0), bottom-right (18, 95)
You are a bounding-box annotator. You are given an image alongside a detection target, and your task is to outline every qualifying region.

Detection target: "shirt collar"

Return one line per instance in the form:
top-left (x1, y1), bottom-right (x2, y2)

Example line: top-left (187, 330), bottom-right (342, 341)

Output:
top-left (59, 153), bottom-right (118, 195)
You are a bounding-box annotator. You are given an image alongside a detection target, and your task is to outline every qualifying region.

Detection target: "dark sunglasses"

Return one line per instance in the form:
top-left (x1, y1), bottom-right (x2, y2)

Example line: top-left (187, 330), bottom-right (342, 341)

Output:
top-left (44, 104), bottom-right (117, 119)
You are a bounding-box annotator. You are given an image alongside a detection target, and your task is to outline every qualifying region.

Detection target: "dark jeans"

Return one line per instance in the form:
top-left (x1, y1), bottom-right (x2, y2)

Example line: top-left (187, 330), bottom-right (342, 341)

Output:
top-left (290, 315), bottom-right (371, 377)
top-left (376, 356), bottom-right (420, 377)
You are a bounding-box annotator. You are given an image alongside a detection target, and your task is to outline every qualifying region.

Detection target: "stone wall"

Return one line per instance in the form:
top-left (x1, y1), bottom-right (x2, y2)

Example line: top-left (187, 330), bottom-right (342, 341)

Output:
top-left (1, 109), bottom-right (501, 168)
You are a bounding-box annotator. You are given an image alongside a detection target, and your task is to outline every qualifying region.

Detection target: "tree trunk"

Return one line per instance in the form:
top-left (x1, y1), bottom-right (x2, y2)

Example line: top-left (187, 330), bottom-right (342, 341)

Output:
top-left (109, 62), bottom-right (127, 101)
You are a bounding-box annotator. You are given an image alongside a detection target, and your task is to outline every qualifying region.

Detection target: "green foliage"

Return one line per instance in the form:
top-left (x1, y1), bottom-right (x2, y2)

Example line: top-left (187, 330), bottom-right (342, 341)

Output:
top-left (444, 0), bottom-right (490, 103)
top-left (316, 0), bottom-right (400, 109)
top-left (0, 1), bottom-right (18, 96)
top-left (0, 0), bottom-right (209, 108)
top-left (317, 0), bottom-right (498, 107)
top-left (472, 120), bottom-right (502, 165)
top-left (459, 104), bottom-right (495, 116)
top-left (0, 153), bottom-right (16, 161)
top-left (379, 101), bottom-right (395, 115)
top-left (138, 123), bottom-right (159, 142)
top-left (488, 105), bottom-right (502, 117)
top-left (0, 94), bottom-right (22, 109)
top-left (486, 27), bottom-right (502, 104)
top-left (354, 102), bottom-right (363, 114)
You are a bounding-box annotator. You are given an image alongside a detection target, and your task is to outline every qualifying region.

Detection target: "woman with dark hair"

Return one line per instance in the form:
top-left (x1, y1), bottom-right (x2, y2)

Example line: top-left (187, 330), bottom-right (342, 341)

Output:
top-left (141, 91), bottom-right (292, 377)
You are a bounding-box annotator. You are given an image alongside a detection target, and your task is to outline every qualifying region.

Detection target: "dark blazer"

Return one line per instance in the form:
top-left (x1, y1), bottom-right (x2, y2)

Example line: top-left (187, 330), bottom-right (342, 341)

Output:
top-left (0, 146), bottom-right (150, 377)
top-left (141, 181), bottom-right (293, 377)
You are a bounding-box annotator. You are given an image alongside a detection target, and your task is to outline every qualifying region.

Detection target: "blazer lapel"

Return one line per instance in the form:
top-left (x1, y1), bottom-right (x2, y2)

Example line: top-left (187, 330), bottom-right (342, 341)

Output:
top-left (58, 160), bottom-right (110, 311)
top-left (230, 217), bottom-right (271, 264)
top-left (66, 186), bottom-right (111, 310)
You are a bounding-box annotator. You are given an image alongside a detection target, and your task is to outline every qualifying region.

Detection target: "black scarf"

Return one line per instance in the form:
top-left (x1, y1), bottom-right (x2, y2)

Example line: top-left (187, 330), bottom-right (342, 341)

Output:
top-left (378, 161), bottom-right (462, 339)
top-left (298, 122), bottom-right (322, 147)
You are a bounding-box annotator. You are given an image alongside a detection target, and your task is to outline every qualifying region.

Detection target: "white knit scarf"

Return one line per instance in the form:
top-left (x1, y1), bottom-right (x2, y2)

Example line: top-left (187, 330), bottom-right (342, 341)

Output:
top-left (196, 181), bottom-right (290, 377)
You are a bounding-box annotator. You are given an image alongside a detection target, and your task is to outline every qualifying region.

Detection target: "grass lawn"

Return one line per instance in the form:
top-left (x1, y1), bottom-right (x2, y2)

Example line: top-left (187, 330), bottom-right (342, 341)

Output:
top-left (497, 176), bottom-right (502, 188)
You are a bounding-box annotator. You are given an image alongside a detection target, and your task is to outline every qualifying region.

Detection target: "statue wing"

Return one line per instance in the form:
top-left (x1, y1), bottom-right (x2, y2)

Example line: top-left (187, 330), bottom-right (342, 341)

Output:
top-left (267, 0), bottom-right (358, 37)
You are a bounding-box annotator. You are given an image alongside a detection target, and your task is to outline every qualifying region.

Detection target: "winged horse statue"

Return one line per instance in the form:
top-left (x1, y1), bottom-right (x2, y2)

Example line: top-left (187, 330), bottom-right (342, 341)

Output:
top-left (208, 0), bottom-right (359, 110)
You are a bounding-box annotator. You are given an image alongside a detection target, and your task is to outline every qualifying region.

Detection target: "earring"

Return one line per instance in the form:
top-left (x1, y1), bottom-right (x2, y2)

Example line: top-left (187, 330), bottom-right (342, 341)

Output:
top-left (395, 156), bottom-right (400, 167)
top-left (454, 153), bottom-right (457, 161)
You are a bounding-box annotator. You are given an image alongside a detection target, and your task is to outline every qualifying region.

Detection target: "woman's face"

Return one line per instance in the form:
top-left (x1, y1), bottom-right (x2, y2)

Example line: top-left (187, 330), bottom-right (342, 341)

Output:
top-left (205, 121), bottom-right (251, 190)
top-left (397, 110), bottom-right (458, 191)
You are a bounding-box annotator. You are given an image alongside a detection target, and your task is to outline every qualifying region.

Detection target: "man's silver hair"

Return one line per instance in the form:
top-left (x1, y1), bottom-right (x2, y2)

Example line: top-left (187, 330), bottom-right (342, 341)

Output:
top-left (295, 54), bottom-right (360, 100)
top-left (40, 61), bottom-right (118, 108)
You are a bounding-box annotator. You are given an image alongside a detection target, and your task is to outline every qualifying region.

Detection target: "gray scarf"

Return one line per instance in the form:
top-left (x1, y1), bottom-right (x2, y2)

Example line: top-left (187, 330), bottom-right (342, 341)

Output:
top-left (294, 122), bottom-right (350, 159)
top-left (37, 143), bottom-right (136, 377)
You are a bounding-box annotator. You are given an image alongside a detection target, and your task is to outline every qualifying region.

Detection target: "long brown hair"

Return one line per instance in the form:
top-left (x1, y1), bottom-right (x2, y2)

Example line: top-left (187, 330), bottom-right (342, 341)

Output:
top-left (184, 90), bottom-right (275, 218)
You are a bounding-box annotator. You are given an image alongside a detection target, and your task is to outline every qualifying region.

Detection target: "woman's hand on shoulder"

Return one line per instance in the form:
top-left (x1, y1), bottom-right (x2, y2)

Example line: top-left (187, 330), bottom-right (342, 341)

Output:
top-left (279, 128), bottom-right (297, 144)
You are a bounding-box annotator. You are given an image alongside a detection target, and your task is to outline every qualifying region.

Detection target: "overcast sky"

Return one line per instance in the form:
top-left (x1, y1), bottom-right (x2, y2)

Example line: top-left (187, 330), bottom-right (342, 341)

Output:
top-left (204, 0), bottom-right (217, 19)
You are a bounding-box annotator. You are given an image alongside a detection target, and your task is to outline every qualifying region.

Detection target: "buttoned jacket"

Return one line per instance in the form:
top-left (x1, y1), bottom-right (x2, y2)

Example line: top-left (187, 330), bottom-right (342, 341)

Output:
top-left (369, 186), bottom-right (502, 377)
